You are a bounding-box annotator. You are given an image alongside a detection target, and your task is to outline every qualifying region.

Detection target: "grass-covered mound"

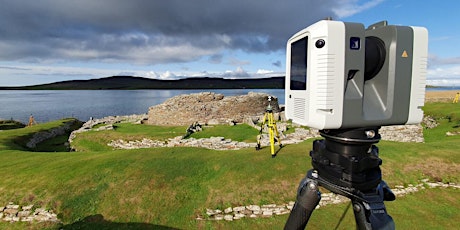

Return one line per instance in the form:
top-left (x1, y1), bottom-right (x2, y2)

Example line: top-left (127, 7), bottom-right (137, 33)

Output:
top-left (0, 119), bottom-right (26, 130)
top-left (0, 102), bottom-right (459, 229)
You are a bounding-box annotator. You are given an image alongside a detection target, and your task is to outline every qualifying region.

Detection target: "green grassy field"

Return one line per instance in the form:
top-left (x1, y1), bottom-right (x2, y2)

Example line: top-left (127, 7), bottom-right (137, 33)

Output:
top-left (0, 102), bottom-right (459, 229)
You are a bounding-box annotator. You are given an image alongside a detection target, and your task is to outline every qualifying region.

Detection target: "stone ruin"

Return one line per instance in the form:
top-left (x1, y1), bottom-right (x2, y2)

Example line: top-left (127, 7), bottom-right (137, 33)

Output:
top-left (66, 91), bottom-right (438, 152)
top-left (146, 92), bottom-right (280, 126)
top-left (0, 203), bottom-right (59, 223)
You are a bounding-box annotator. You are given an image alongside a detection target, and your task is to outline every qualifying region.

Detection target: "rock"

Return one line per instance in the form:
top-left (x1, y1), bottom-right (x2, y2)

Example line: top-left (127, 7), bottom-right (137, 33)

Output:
top-left (234, 213), bottom-right (245, 219)
top-left (446, 131), bottom-right (460, 136)
top-left (224, 215), bottom-right (234, 221)
top-left (246, 205), bottom-right (260, 211)
top-left (262, 210), bottom-right (273, 217)
top-left (224, 207), bottom-right (233, 214)
top-left (6, 204), bottom-right (19, 209)
top-left (423, 116), bottom-right (438, 129)
top-left (17, 211), bottom-right (30, 217)
top-left (3, 208), bottom-right (18, 215)
top-left (206, 208), bottom-right (221, 216)
top-left (233, 206), bottom-right (245, 212)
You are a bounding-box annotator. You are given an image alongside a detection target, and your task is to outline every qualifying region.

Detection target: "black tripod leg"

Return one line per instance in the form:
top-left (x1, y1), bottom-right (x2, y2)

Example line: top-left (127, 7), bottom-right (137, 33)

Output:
top-left (284, 171), bottom-right (321, 230)
top-left (352, 201), bottom-right (373, 230)
top-left (352, 182), bottom-right (395, 230)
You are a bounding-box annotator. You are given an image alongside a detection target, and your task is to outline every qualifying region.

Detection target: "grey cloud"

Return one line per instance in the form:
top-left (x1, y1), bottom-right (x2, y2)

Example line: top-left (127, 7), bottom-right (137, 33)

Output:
top-left (0, 66), bottom-right (31, 71)
top-left (208, 54), bottom-right (223, 64)
top-left (272, 60), bottom-right (282, 67)
top-left (429, 55), bottom-right (460, 66)
top-left (0, 0), bottom-right (375, 64)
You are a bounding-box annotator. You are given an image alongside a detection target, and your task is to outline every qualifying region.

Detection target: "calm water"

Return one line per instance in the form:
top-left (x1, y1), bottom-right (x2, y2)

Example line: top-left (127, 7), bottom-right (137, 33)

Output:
top-left (0, 89), bottom-right (285, 123)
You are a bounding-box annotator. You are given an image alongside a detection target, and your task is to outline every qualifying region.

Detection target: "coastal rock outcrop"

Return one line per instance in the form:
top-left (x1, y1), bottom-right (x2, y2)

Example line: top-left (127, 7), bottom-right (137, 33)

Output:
top-left (146, 92), bottom-right (280, 126)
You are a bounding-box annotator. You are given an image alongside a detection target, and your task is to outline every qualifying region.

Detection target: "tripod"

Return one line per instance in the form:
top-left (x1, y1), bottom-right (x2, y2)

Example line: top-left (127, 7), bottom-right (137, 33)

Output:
top-left (284, 127), bottom-right (395, 230)
top-left (256, 101), bottom-right (282, 157)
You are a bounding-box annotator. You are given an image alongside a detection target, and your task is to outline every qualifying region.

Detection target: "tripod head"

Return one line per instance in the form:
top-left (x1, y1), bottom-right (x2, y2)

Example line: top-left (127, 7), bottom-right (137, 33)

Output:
top-left (266, 96), bottom-right (273, 113)
top-left (312, 127), bottom-right (382, 191)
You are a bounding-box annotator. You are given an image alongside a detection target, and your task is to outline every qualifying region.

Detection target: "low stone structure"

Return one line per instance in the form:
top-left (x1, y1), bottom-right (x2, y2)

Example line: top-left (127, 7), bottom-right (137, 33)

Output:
top-left (108, 136), bottom-right (254, 150)
top-left (70, 91), bottom-right (440, 151)
top-left (106, 124), bottom-right (321, 151)
top-left (146, 92), bottom-right (280, 126)
top-left (26, 119), bottom-right (79, 149)
top-left (68, 114), bottom-right (148, 145)
top-left (104, 121), bottom-right (425, 151)
top-left (198, 179), bottom-right (460, 221)
top-left (0, 203), bottom-right (59, 223)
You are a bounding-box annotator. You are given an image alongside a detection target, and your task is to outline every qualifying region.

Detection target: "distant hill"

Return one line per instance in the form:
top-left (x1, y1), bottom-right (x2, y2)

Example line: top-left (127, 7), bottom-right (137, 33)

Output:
top-left (0, 76), bottom-right (285, 90)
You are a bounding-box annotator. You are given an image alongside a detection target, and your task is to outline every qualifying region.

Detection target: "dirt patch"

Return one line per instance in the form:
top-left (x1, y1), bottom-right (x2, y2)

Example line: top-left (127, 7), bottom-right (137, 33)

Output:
top-left (205, 178), bottom-right (298, 208)
top-left (403, 157), bottom-right (460, 182)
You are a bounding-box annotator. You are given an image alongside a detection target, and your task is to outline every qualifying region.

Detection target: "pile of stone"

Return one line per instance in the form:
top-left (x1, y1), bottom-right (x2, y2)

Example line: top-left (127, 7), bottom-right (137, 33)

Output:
top-left (198, 179), bottom-right (459, 221)
top-left (423, 115), bottom-right (438, 129)
top-left (380, 124), bottom-right (424, 143)
top-left (0, 203), bottom-right (59, 223)
top-left (146, 92), bottom-right (280, 126)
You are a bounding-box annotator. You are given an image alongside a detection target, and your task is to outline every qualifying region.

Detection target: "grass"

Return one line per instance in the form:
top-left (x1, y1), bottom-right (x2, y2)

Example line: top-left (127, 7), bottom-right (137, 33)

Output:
top-left (187, 124), bottom-right (259, 142)
top-left (0, 102), bottom-right (458, 229)
top-left (112, 123), bottom-right (187, 139)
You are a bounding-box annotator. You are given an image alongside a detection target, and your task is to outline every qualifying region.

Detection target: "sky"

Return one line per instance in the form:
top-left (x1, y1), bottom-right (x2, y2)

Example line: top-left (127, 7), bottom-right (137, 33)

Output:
top-left (0, 0), bottom-right (459, 87)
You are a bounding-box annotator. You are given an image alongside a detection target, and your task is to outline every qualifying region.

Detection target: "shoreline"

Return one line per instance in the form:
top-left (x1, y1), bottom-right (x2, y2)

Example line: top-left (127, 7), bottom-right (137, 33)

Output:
top-left (1, 89), bottom-right (458, 123)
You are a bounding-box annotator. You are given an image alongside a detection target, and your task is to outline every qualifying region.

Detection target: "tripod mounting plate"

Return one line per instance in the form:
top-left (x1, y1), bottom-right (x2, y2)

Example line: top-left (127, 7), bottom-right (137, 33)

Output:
top-left (311, 127), bottom-right (383, 191)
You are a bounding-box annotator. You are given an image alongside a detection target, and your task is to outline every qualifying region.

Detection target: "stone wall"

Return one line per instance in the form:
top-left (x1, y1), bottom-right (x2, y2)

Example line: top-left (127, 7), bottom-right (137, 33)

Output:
top-left (198, 179), bottom-right (460, 221)
top-left (26, 120), bottom-right (79, 149)
top-left (146, 92), bottom-right (280, 126)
